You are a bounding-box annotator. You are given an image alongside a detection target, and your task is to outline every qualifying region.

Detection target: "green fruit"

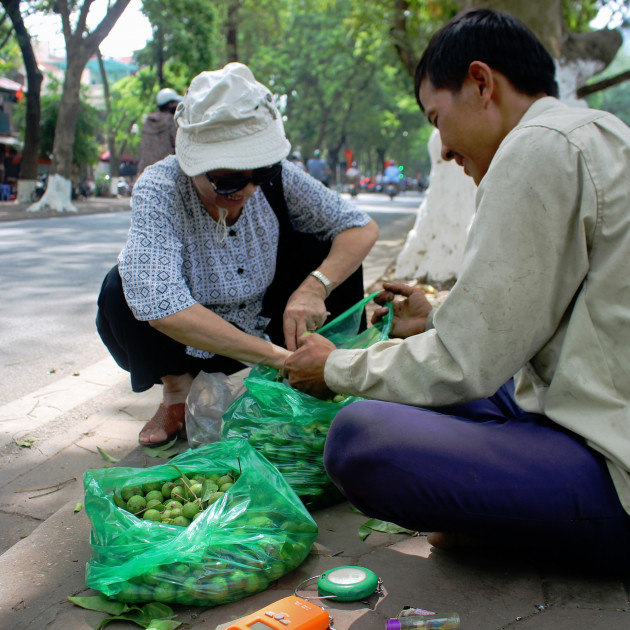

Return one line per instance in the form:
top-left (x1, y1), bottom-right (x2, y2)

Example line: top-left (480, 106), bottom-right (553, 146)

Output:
top-left (165, 500), bottom-right (183, 511)
top-left (227, 569), bottom-right (247, 593)
top-left (143, 565), bottom-right (164, 586)
top-left (171, 562), bottom-right (191, 578)
top-left (146, 499), bottom-right (163, 511)
top-left (266, 560), bottom-right (285, 581)
top-left (192, 512), bottom-right (203, 520)
top-left (200, 576), bottom-right (229, 604)
top-left (187, 483), bottom-right (203, 500)
top-left (113, 493), bottom-right (127, 509)
top-left (248, 516), bottom-right (275, 529)
top-left (121, 486), bottom-right (143, 502)
top-left (171, 485), bottom-right (186, 502)
top-left (203, 482), bottom-right (219, 494)
top-left (192, 474), bottom-right (206, 483)
top-left (244, 571), bottom-right (269, 595)
top-left (182, 501), bottom-right (201, 519)
top-left (217, 474), bottom-right (233, 486)
top-left (142, 481), bottom-right (163, 494)
top-left (170, 508), bottom-right (182, 519)
top-left (153, 581), bottom-right (177, 603)
top-left (161, 482), bottom-right (175, 499)
top-left (126, 495), bottom-right (147, 515)
top-left (145, 490), bottom-right (164, 503)
top-left (115, 583), bottom-right (154, 603)
top-left (207, 491), bottom-right (224, 504)
top-left (218, 482), bottom-right (233, 492)
top-left (143, 509), bottom-right (162, 522)
top-left (172, 515), bottom-right (191, 527)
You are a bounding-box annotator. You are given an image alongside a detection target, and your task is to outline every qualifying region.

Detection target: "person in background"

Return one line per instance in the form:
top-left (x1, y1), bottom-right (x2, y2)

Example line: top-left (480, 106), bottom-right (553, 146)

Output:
top-left (284, 8), bottom-right (630, 573)
top-left (307, 149), bottom-right (332, 186)
top-left (136, 87), bottom-right (183, 176)
top-left (288, 151), bottom-right (307, 171)
top-left (96, 63), bottom-right (378, 448)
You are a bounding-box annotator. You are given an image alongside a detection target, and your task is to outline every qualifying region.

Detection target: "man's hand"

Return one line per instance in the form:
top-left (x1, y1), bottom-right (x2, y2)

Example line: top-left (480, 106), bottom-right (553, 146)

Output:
top-left (284, 333), bottom-right (336, 399)
top-left (371, 281), bottom-right (433, 338)
top-left (283, 287), bottom-right (330, 351)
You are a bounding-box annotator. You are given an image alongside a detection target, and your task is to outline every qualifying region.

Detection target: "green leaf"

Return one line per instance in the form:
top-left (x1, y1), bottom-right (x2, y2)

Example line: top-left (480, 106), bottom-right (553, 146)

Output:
top-left (73, 502), bottom-right (83, 513)
top-left (97, 446), bottom-right (120, 463)
top-left (15, 435), bottom-right (37, 448)
top-left (146, 620), bottom-right (182, 630)
top-left (67, 594), bottom-right (127, 616)
top-left (144, 444), bottom-right (182, 458)
top-left (359, 518), bottom-right (415, 540)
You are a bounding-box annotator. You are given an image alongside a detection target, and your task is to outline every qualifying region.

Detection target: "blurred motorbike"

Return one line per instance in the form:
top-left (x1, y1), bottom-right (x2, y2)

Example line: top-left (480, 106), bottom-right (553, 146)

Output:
top-left (384, 182), bottom-right (399, 200)
top-left (30, 173), bottom-right (48, 202)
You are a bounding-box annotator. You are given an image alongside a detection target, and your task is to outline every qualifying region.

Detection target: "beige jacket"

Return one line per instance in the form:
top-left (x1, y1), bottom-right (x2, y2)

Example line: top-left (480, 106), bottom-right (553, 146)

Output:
top-left (325, 98), bottom-right (630, 514)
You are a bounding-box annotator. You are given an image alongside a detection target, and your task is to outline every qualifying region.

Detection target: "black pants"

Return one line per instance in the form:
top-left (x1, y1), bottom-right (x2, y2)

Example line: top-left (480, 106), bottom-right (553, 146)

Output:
top-left (96, 263), bottom-right (365, 393)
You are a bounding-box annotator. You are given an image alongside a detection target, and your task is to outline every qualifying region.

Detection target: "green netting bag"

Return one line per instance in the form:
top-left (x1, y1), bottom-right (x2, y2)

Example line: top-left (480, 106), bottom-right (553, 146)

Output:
top-left (84, 439), bottom-right (317, 606)
top-left (221, 292), bottom-right (393, 510)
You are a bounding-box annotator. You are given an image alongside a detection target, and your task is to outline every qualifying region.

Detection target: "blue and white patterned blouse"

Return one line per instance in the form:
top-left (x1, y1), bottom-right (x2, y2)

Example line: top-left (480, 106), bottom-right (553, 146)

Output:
top-left (118, 156), bottom-right (371, 358)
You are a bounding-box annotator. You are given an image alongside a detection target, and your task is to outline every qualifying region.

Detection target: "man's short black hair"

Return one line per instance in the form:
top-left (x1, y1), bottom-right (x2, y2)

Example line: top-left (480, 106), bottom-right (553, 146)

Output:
top-left (415, 8), bottom-right (559, 110)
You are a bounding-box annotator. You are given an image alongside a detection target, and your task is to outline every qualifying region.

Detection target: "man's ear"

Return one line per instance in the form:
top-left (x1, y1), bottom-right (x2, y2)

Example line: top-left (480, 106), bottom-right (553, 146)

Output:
top-left (468, 61), bottom-right (494, 106)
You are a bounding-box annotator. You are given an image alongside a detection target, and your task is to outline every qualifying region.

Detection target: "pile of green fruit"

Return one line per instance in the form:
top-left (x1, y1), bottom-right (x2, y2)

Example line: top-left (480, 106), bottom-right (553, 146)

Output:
top-left (112, 466), bottom-right (237, 527)
top-left (223, 394), bottom-right (352, 509)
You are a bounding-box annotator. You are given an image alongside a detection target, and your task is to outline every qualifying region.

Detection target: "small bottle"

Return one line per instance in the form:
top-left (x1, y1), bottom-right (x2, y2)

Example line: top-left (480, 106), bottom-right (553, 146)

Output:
top-left (385, 612), bottom-right (460, 630)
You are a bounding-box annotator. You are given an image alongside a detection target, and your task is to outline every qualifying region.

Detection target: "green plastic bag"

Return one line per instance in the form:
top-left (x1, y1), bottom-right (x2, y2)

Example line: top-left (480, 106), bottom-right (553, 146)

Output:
top-left (84, 439), bottom-right (317, 606)
top-left (221, 292), bottom-right (393, 509)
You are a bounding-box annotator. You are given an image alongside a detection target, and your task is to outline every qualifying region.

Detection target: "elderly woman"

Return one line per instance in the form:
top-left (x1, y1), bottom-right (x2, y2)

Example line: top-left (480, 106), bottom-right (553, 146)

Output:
top-left (96, 63), bottom-right (378, 447)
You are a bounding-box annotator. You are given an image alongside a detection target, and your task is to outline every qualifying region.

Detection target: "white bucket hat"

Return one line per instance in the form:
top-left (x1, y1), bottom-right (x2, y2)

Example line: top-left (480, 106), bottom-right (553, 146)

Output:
top-left (175, 63), bottom-right (291, 176)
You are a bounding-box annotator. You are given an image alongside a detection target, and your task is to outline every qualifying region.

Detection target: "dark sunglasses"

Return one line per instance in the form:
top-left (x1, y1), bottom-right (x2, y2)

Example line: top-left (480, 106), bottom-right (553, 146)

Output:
top-left (205, 162), bottom-right (282, 195)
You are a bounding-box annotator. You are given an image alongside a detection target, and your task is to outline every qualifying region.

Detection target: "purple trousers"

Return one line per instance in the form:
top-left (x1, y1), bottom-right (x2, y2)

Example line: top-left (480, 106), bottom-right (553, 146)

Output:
top-left (323, 381), bottom-right (630, 573)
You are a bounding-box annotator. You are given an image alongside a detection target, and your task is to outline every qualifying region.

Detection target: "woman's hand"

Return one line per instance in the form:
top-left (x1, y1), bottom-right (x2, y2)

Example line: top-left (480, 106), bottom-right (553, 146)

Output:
top-left (283, 285), bottom-right (331, 351)
top-left (371, 281), bottom-right (433, 339)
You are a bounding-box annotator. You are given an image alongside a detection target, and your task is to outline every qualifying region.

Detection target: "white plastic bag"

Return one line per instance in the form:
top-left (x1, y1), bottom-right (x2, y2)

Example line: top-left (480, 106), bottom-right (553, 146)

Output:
top-left (185, 368), bottom-right (249, 447)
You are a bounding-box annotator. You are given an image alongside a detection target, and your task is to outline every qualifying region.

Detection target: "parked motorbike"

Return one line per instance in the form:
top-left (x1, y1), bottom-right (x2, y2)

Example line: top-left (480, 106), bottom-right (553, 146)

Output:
top-left (30, 174), bottom-right (48, 202)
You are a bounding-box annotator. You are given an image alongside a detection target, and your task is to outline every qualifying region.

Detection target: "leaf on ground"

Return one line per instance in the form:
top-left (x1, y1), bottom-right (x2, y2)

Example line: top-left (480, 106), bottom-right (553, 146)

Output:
top-left (97, 446), bottom-right (120, 463)
top-left (15, 435), bottom-right (37, 448)
top-left (359, 518), bottom-right (416, 541)
top-left (143, 440), bottom-right (182, 458)
top-left (67, 594), bottom-right (126, 616)
top-left (73, 502), bottom-right (83, 513)
top-left (146, 619), bottom-right (182, 630)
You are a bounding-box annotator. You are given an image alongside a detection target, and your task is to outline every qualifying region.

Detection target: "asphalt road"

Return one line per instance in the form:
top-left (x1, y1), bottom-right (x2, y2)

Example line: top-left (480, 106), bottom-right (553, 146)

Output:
top-left (0, 192), bottom-right (420, 406)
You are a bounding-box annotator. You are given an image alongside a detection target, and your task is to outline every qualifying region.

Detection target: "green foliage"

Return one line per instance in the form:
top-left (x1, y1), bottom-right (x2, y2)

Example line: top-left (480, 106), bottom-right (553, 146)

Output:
top-left (0, 20), bottom-right (22, 77)
top-left (38, 78), bottom-right (101, 166)
top-left (138, 0), bottom-right (217, 79)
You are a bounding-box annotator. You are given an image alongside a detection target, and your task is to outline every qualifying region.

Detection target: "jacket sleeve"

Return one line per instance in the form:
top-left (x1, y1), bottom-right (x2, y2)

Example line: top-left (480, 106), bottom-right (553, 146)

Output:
top-left (324, 125), bottom-right (593, 406)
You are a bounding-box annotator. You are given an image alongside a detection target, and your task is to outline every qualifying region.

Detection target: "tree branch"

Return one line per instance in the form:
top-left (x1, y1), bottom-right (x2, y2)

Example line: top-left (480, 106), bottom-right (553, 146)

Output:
top-left (577, 69), bottom-right (630, 98)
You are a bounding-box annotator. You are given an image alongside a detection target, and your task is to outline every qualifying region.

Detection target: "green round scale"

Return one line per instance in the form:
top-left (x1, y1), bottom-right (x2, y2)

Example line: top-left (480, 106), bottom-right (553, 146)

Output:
top-left (317, 566), bottom-right (379, 601)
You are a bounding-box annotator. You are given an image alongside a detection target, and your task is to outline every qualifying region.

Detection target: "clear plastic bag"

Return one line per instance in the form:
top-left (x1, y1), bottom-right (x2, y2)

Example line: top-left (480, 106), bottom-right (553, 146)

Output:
top-left (185, 368), bottom-right (249, 448)
top-left (84, 439), bottom-right (317, 605)
top-left (221, 293), bottom-right (393, 509)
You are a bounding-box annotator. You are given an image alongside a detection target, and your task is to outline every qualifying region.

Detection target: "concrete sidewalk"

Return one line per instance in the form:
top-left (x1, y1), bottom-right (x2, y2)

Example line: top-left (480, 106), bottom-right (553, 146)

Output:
top-left (0, 200), bottom-right (628, 630)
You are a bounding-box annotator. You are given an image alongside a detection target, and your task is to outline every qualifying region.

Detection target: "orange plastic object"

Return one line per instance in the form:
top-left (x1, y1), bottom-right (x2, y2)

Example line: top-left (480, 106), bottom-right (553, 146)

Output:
top-left (226, 596), bottom-right (330, 630)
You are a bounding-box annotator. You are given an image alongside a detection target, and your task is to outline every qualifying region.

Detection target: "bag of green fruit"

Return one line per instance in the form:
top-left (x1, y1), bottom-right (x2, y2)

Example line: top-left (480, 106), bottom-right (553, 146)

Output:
top-left (221, 292), bottom-right (393, 509)
top-left (83, 438), bottom-right (317, 606)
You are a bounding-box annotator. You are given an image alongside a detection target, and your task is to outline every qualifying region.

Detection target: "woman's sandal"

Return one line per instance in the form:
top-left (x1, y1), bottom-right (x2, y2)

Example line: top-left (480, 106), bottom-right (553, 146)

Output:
top-left (138, 402), bottom-right (186, 447)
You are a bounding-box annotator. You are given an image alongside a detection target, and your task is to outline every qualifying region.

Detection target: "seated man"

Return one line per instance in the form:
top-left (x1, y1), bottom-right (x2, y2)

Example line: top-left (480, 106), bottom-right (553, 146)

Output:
top-left (285, 8), bottom-right (630, 572)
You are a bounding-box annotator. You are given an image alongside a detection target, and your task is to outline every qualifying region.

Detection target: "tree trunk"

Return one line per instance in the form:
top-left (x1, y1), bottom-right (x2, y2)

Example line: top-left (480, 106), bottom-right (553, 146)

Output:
top-left (1, 0), bottom-right (43, 200)
top-left (30, 0), bottom-right (131, 212)
top-left (225, 0), bottom-right (241, 62)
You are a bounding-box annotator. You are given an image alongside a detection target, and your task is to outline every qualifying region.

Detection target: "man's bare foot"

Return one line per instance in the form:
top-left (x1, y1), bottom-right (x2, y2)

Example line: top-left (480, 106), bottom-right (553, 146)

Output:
top-left (427, 532), bottom-right (484, 549)
top-left (138, 373), bottom-right (193, 446)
